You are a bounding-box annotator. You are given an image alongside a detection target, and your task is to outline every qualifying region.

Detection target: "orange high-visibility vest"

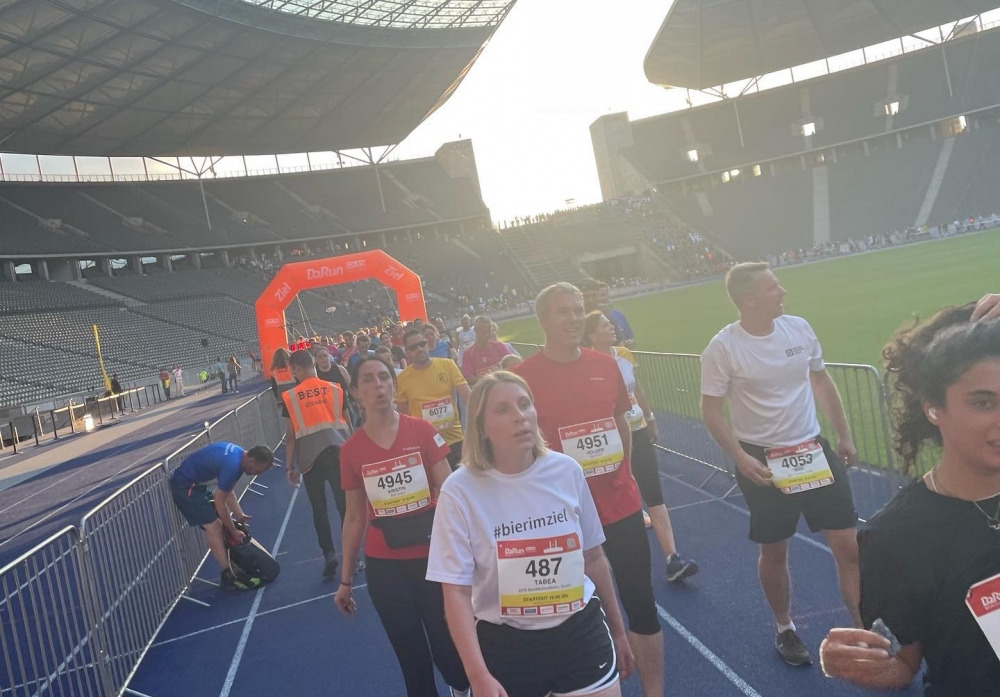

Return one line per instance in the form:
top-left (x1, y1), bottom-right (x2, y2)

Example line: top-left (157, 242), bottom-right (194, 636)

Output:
top-left (273, 366), bottom-right (295, 386)
top-left (282, 376), bottom-right (348, 437)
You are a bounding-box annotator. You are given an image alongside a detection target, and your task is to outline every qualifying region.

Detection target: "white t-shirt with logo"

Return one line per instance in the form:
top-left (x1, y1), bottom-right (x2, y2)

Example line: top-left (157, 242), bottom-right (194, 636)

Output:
top-left (700, 315), bottom-right (825, 448)
top-left (426, 451), bottom-right (605, 630)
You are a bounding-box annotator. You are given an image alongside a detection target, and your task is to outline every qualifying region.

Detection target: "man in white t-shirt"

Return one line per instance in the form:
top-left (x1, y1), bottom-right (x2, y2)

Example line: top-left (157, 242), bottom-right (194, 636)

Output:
top-left (700, 261), bottom-right (860, 667)
top-left (456, 314), bottom-right (476, 364)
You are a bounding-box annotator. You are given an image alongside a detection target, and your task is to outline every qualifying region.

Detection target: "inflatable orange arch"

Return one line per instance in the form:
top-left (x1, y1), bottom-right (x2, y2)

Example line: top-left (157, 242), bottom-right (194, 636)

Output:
top-left (255, 250), bottom-right (426, 378)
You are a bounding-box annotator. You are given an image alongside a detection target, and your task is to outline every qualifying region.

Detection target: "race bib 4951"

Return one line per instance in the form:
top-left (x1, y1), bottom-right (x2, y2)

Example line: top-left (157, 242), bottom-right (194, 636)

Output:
top-left (559, 419), bottom-right (624, 477)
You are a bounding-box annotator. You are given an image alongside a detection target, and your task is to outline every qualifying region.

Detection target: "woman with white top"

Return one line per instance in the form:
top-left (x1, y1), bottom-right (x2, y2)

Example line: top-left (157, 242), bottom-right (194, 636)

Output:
top-left (582, 311), bottom-right (698, 582)
top-left (427, 371), bottom-right (634, 697)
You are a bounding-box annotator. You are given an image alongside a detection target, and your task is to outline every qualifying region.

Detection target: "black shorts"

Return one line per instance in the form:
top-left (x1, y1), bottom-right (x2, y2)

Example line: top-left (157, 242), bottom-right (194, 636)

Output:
top-left (629, 427), bottom-right (664, 508)
top-left (446, 440), bottom-right (463, 470)
top-left (602, 510), bottom-right (660, 635)
top-left (477, 598), bottom-right (617, 697)
top-left (737, 435), bottom-right (858, 544)
top-left (169, 474), bottom-right (217, 527)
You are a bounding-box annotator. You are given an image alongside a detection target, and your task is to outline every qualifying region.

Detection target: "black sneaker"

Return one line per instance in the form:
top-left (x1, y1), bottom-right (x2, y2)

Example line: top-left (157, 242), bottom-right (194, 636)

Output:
top-left (775, 628), bottom-right (812, 666)
top-left (220, 569), bottom-right (240, 591)
top-left (322, 551), bottom-right (339, 579)
top-left (665, 554), bottom-right (699, 582)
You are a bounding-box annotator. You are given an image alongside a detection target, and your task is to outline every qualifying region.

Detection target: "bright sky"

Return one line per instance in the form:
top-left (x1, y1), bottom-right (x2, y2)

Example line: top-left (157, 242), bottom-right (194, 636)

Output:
top-left (393, 0), bottom-right (690, 223)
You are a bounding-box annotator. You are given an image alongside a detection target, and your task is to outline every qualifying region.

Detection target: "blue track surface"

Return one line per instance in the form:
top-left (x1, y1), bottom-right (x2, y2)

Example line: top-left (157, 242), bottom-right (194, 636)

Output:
top-left (2, 401), bottom-right (924, 697)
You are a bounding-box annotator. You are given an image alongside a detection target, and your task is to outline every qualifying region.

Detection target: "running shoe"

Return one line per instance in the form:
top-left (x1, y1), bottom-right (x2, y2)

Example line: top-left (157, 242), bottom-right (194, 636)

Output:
top-left (220, 569), bottom-right (239, 591)
top-left (449, 689), bottom-right (470, 697)
top-left (775, 628), bottom-right (812, 666)
top-left (665, 554), bottom-right (699, 582)
top-left (322, 550), bottom-right (339, 578)
top-left (642, 510), bottom-right (652, 528)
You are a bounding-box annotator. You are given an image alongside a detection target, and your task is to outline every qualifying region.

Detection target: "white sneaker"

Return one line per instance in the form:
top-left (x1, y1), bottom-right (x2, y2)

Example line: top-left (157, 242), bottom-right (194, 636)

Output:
top-left (449, 689), bottom-right (470, 697)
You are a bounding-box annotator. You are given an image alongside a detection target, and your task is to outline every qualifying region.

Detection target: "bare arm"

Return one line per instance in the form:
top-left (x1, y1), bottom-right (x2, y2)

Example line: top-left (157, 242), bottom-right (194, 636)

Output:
top-left (455, 383), bottom-right (472, 407)
top-left (334, 488), bottom-right (369, 614)
top-left (224, 490), bottom-right (248, 522)
top-left (633, 379), bottom-right (658, 443)
top-left (810, 370), bottom-right (857, 464)
top-left (972, 292), bottom-right (1000, 321)
top-left (442, 584), bottom-right (509, 697)
top-left (428, 459), bottom-right (452, 500)
top-left (584, 545), bottom-right (634, 679)
top-left (284, 421), bottom-right (300, 486)
top-left (701, 394), bottom-right (772, 486)
top-left (213, 493), bottom-right (241, 539)
top-left (820, 628), bottom-right (921, 689)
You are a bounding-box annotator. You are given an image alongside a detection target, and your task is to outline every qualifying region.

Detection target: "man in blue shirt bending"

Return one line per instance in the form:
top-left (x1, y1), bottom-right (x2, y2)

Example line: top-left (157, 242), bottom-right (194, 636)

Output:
top-left (169, 442), bottom-right (273, 589)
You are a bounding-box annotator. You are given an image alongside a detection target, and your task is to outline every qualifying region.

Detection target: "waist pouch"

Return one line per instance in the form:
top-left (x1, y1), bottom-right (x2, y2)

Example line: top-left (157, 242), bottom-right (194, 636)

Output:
top-left (370, 507), bottom-right (436, 549)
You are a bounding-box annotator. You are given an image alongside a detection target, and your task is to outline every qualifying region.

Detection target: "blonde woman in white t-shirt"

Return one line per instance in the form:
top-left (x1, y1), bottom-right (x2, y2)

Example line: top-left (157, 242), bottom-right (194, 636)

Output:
top-left (427, 371), bottom-right (634, 697)
top-left (581, 310), bottom-right (698, 584)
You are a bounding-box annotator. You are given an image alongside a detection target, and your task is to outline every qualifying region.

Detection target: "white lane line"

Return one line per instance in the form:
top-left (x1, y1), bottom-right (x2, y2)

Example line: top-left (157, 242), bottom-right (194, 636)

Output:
top-left (218, 484), bottom-right (299, 697)
top-left (152, 584), bottom-right (369, 649)
top-left (667, 495), bottom-right (743, 512)
top-left (658, 470), bottom-right (833, 555)
top-left (655, 603), bottom-right (764, 697)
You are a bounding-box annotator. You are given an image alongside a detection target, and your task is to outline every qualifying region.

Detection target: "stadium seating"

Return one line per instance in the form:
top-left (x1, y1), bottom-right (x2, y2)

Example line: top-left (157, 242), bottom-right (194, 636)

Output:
top-left (930, 120), bottom-right (1000, 224)
top-left (0, 280), bottom-right (120, 313)
top-left (829, 133), bottom-right (941, 240)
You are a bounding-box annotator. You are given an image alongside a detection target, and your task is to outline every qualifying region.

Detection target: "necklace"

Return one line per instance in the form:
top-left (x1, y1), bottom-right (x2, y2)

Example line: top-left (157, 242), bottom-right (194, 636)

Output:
top-left (927, 470), bottom-right (1000, 531)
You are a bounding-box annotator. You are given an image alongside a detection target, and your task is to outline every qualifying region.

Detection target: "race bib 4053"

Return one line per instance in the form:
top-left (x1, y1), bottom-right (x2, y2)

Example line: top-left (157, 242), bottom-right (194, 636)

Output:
top-left (765, 439), bottom-right (834, 494)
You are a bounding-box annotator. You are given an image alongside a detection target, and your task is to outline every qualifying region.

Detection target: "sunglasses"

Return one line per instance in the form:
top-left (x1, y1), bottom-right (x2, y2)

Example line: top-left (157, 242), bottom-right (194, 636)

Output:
top-left (405, 340), bottom-right (428, 351)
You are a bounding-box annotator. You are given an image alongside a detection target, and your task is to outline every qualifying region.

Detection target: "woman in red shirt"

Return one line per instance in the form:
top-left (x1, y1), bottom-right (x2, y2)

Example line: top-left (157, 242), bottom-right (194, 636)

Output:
top-left (334, 356), bottom-right (469, 697)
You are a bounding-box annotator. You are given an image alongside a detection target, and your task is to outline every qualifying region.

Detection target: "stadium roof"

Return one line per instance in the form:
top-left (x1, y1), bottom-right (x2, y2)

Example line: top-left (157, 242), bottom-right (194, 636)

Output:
top-left (644, 0), bottom-right (1000, 90)
top-left (0, 0), bottom-right (514, 157)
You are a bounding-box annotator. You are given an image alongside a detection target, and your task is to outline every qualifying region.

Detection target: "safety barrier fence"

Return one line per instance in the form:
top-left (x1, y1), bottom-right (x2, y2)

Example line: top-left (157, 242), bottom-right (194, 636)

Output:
top-left (1, 385), bottom-right (168, 454)
top-left (0, 389), bottom-right (283, 697)
top-left (510, 343), bottom-right (917, 518)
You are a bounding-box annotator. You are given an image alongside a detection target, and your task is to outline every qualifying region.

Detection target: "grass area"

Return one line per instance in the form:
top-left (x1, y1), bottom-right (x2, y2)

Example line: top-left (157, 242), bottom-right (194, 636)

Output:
top-left (500, 230), bottom-right (998, 472)
top-left (501, 229), bottom-right (999, 370)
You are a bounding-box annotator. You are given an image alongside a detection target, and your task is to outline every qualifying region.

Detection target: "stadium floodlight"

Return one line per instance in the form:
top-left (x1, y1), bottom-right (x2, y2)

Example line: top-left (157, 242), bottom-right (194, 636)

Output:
top-left (729, 169), bottom-right (740, 177)
top-left (687, 149), bottom-right (700, 163)
top-left (801, 122), bottom-right (817, 137)
top-left (752, 165), bottom-right (762, 177)
top-left (884, 101), bottom-right (900, 116)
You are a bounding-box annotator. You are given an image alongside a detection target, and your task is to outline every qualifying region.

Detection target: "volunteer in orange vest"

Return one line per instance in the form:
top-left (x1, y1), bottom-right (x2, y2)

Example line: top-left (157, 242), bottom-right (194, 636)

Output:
top-left (283, 349), bottom-right (352, 579)
top-left (396, 328), bottom-right (472, 470)
top-left (270, 347), bottom-right (296, 402)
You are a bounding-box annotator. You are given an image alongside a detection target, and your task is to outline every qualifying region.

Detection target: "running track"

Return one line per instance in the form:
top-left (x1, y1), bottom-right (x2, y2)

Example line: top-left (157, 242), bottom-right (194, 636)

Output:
top-left (1, 404), bottom-right (923, 696)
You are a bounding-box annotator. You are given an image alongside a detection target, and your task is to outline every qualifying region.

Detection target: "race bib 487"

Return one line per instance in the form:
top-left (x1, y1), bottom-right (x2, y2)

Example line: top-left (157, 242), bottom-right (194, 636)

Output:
top-left (497, 533), bottom-right (585, 618)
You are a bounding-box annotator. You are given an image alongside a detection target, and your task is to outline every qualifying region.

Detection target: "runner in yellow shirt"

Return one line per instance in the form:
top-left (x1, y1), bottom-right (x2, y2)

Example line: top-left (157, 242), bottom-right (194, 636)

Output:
top-left (397, 328), bottom-right (472, 470)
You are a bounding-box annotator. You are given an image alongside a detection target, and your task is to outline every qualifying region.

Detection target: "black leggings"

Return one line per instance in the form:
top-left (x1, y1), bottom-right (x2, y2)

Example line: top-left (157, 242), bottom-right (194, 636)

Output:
top-left (366, 556), bottom-right (469, 697)
top-left (302, 446), bottom-right (347, 554)
top-left (602, 510), bottom-right (660, 635)
top-left (630, 427), bottom-right (665, 508)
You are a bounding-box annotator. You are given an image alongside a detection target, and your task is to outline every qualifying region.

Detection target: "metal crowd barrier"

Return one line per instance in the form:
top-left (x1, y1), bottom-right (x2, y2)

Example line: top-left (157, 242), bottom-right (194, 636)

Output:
top-left (510, 342), bottom-right (901, 471)
top-left (0, 389), bottom-right (284, 697)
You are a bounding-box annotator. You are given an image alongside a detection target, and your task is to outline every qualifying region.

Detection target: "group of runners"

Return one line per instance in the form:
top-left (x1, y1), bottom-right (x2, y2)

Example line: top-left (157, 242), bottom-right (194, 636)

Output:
top-left (168, 270), bottom-right (1000, 697)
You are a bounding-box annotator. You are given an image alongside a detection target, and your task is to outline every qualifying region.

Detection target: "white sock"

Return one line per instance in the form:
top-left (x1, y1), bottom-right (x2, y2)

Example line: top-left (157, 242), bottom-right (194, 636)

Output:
top-left (776, 620), bottom-right (796, 634)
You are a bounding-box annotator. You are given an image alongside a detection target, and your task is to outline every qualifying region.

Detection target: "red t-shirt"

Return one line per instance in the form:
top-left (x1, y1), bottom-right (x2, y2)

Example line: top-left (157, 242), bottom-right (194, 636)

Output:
top-left (461, 340), bottom-right (512, 379)
top-left (513, 348), bottom-right (642, 525)
top-left (340, 414), bottom-right (450, 560)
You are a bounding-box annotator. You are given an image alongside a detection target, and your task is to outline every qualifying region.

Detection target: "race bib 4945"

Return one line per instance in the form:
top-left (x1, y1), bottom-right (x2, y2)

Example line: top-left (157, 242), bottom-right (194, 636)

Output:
top-left (361, 454), bottom-right (431, 517)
